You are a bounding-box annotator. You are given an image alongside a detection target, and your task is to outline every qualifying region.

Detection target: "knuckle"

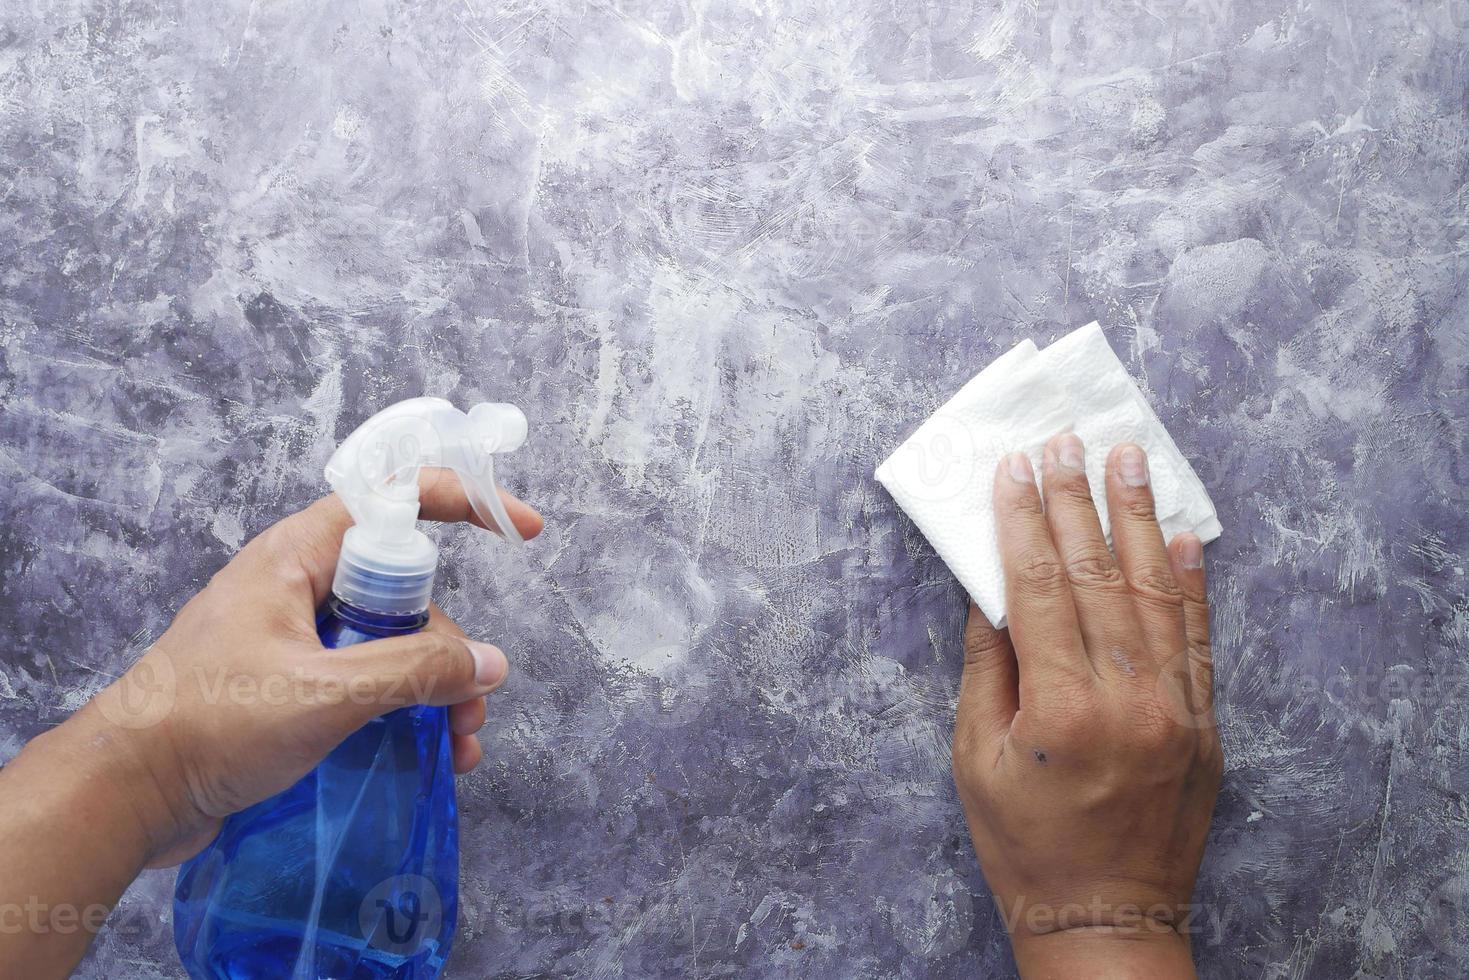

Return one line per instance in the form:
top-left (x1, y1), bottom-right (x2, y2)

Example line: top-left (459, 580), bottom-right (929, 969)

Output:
top-left (253, 524), bottom-right (293, 561)
top-left (962, 625), bottom-right (1007, 666)
top-left (1005, 484), bottom-right (1046, 517)
top-left (1048, 472), bottom-right (1095, 506)
top-left (277, 564), bottom-right (318, 602)
top-left (432, 638), bottom-right (480, 693)
top-left (1065, 549), bottom-right (1125, 590)
top-left (1154, 662), bottom-right (1214, 733)
top-left (1128, 566), bottom-right (1184, 607)
top-left (1134, 706), bottom-right (1194, 754)
top-left (1115, 492), bottom-right (1158, 523)
top-left (1014, 552), bottom-right (1068, 595)
top-left (416, 633), bottom-right (470, 673)
top-left (1189, 637), bottom-right (1215, 677)
top-left (1183, 593), bottom-right (1212, 623)
top-left (260, 536), bottom-right (313, 592)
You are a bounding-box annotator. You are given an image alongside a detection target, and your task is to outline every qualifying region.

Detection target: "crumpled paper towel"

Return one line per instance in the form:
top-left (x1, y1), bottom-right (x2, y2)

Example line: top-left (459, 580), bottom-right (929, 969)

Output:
top-left (875, 322), bottom-right (1221, 628)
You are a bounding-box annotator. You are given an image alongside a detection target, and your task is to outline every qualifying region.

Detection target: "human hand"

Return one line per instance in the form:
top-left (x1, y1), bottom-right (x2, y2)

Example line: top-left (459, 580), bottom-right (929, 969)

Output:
top-left (951, 436), bottom-right (1222, 979)
top-left (67, 470), bottom-right (543, 868)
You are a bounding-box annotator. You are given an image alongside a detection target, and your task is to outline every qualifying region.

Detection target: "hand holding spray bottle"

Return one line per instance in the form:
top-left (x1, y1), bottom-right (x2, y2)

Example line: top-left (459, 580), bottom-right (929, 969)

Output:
top-left (173, 397), bottom-right (527, 979)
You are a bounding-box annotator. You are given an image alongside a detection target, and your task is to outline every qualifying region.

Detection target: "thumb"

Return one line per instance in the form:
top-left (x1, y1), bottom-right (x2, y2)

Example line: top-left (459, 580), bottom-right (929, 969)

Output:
top-left (316, 632), bottom-right (508, 735)
top-left (955, 603), bottom-right (1019, 761)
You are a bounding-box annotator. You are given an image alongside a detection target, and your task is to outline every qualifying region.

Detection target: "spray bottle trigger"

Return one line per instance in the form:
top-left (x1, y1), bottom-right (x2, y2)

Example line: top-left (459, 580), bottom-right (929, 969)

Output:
top-left (448, 403), bottom-right (526, 546)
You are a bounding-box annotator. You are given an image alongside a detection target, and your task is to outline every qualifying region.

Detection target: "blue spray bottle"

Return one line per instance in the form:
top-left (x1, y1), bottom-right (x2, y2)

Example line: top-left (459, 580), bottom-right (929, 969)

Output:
top-left (173, 397), bottom-right (528, 979)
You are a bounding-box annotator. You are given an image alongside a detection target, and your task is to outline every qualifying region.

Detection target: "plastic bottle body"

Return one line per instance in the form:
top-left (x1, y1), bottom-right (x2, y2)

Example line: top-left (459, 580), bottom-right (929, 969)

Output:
top-left (173, 598), bottom-right (459, 980)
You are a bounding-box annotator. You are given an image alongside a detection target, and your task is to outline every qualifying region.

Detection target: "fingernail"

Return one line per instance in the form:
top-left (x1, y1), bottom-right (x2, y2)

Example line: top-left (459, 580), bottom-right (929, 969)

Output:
top-left (1006, 452), bottom-right (1034, 484)
top-left (468, 642), bottom-right (508, 687)
top-left (1119, 445), bottom-right (1149, 487)
top-left (1178, 534), bottom-right (1204, 569)
top-left (1056, 433), bottom-right (1084, 470)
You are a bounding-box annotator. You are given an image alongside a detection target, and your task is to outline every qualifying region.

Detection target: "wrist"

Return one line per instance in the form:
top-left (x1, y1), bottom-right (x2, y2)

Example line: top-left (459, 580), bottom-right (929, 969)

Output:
top-left (0, 687), bottom-right (194, 975)
top-left (1012, 923), bottom-right (1195, 980)
top-left (39, 693), bottom-right (198, 867)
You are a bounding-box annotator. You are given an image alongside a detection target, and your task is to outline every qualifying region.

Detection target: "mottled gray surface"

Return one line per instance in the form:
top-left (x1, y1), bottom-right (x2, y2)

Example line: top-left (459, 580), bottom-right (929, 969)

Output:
top-left (1, 0), bottom-right (1466, 977)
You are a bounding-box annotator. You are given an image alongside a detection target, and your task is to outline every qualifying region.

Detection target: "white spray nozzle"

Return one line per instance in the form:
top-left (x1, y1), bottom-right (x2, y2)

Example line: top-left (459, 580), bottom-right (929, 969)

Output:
top-left (323, 397), bottom-right (528, 614)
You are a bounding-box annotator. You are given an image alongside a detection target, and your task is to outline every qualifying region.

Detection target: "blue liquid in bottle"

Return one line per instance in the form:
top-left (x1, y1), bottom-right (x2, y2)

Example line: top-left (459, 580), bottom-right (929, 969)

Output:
top-left (173, 596), bottom-right (458, 979)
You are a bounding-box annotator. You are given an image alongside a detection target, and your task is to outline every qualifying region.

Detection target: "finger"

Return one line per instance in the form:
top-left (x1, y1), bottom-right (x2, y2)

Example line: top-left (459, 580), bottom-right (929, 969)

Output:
top-left (426, 606), bottom-right (491, 737)
top-left (994, 452), bottom-right (1088, 694)
top-left (427, 602), bottom-right (469, 638)
top-left (1167, 533), bottom-right (1214, 721)
top-left (1105, 444), bottom-right (1187, 668)
top-left (316, 631), bottom-right (509, 739)
top-left (452, 734), bottom-right (484, 774)
top-left (425, 609), bottom-right (489, 770)
top-left (1039, 433), bottom-right (1142, 678)
top-left (417, 467), bottom-right (546, 541)
top-left (450, 696), bottom-right (487, 737)
top-left (254, 468), bottom-right (544, 609)
top-left (955, 602), bottom-right (1019, 765)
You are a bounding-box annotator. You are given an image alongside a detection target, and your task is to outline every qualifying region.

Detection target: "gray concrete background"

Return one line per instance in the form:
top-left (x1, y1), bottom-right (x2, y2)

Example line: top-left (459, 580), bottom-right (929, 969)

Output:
top-left (1, 0), bottom-right (1466, 976)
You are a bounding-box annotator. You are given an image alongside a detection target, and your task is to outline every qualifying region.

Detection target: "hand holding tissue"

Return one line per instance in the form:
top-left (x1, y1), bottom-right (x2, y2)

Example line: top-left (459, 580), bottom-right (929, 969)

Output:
top-left (875, 323), bottom-right (1220, 628)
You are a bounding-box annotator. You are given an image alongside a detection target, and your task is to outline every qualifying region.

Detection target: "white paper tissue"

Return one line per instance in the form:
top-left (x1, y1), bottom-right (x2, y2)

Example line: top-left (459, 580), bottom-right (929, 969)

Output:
top-left (875, 322), bottom-right (1220, 628)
